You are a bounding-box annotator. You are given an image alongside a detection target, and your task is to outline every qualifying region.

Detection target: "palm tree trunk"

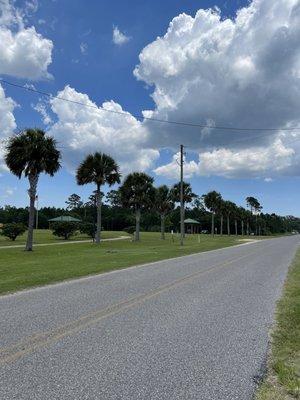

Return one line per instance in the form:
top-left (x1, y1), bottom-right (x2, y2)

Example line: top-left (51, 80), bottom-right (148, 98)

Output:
top-left (235, 219), bottom-right (238, 236)
top-left (247, 221), bottom-right (250, 235)
top-left (211, 213), bottom-right (215, 236)
top-left (227, 215), bottom-right (230, 235)
top-left (161, 214), bottom-right (165, 240)
top-left (95, 184), bottom-right (102, 244)
top-left (241, 220), bottom-right (244, 236)
top-left (220, 214), bottom-right (223, 236)
top-left (135, 209), bottom-right (141, 241)
top-left (255, 214), bottom-right (258, 236)
top-left (26, 174), bottom-right (39, 251)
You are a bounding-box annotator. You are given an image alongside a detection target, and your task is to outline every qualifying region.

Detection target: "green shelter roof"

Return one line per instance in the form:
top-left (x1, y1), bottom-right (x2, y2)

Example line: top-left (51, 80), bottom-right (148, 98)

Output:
top-left (48, 216), bottom-right (81, 222)
top-left (184, 218), bottom-right (200, 224)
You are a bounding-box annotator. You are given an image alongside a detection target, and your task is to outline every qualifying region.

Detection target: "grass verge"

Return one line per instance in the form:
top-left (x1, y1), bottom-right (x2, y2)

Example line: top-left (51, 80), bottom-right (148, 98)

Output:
top-left (0, 229), bottom-right (125, 247)
top-left (256, 248), bottom-right (300, 399)
top-left (0, 232), bottom-right (245, 295)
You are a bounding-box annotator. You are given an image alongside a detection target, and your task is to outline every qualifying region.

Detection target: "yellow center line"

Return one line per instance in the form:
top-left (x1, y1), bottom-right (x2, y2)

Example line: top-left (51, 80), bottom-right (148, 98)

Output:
top-left (0, 245), bottom-right (270, 366)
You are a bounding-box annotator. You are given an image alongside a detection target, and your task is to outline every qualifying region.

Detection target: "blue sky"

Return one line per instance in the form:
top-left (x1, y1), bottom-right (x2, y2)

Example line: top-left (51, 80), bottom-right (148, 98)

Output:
top-left (0, 0), bottom-right (300, 215)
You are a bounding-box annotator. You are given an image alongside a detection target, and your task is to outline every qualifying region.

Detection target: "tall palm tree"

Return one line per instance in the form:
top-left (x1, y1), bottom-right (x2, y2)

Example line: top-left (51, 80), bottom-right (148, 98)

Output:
top-left (119, 172), bottom-right (155, 241)
top-left (224, 201), bottom-right (236, 236)
top-left (246, 196), bottom-right (262, 235)
top-left (5, 128), bottom-right (60, 251)
top-left (76, 152), bottom-right (121, 244)
top-left (203, 191), bottom-right (222, 236)
top-left (154, 185), bottom-right (175, 240)
top-left (238, 207), bottom-right (247, 236)
top-left (170, 181), bottom-right (195, 238)
top-left (170, 182), bottom-right (195, 204)
top-left (218, 198), bottom-right (225, 236)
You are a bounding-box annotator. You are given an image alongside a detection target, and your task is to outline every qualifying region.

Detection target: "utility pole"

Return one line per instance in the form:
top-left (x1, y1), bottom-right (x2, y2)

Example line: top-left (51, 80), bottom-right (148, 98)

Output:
top-left (180, 144), bottom-right (184, 246)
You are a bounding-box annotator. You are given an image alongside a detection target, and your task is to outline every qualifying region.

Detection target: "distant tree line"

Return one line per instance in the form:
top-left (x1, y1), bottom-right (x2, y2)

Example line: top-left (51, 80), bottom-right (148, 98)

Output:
top-left (1, 190), bottom-right (299, 237)
top-left (2, 128), bottom-right (299, 250)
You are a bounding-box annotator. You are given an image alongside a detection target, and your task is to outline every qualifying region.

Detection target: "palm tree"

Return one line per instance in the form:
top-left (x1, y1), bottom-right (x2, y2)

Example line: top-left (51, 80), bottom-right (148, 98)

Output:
top-left (154, 185), bottom-right (175, 240)
top-left (170, 181), bottom-right (195, 238)
top-left (5, 128), bottom-right (60, 251)
top-left (76, 152), bottom-right (121, 244)
top-left (170, 182), bottom-right (195, 204)
top-left (246, 196), bottom-right (262, 235)
top-left (119, 172), bottom-right (155, 241)
top-left (203, 191), bottom-right (222, 236)
top-left (224, 201), bottom-right (236, 236)
top-left (238, 207), bottom-right (247, 236)
top-left (218, 198), bottom-right (225, 236)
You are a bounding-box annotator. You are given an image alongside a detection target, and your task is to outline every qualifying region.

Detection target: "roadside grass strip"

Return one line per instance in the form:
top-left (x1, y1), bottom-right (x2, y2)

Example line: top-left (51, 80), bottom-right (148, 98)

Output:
top-left (0, 232), bottom-right (243, 295)
top-left (256, 248), bottom-right (300, 399)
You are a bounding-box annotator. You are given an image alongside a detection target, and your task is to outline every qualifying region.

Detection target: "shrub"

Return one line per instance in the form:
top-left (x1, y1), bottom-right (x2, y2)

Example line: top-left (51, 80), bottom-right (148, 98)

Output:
top-left (79, 223), bottom-right (96, 239)
top-left (149, 225), bottom-right (161, 232)
top-left (1, 223), bottom-right (27, 241)
top-left (51, 222), bottom-right (78, 240)
top-left (123, 226), bottom-right (136, 235)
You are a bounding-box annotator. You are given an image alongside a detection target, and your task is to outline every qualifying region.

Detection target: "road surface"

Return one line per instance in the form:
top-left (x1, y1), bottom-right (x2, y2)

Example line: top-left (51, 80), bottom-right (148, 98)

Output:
top-left (0, 236), bottom-right (299, 399)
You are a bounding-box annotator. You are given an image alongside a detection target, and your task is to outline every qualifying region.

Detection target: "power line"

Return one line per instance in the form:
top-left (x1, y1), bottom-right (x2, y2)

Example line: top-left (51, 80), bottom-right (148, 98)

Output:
top-left (1, 78), bottom-right (300, 132)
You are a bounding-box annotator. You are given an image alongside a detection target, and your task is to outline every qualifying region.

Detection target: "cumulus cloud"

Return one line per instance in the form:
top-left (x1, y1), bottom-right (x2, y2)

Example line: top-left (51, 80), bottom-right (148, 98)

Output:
top-left (0, 83), bottom-right (17, 172)
top-left (48, 86), bottom-right (159, 174)
top-left (112, 26), bottom-right (130, 45)
top-left (135, 0), bottom-right (300, 178)
top-left (154, 138), bottom-right (298, 180)
top-left (0, 0), bottom-right (53, 80)
top-left (154, 152), bottom-right (199, 180)
top-left (32, 100), bottom-right (52, 125)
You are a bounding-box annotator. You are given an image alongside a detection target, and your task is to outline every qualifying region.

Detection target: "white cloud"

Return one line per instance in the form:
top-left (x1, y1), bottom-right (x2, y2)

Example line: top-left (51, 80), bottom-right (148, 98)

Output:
top-left (154, 152), bottom-right (199, 180)
top-left (0, 0), bottom-right (53, 80)
top-left (32, 100), bottom-right (52, 125)
top-left (112, 26), bottom-right (130, 45)
top-left (80, 42), bottom-right (88, 55)
top-left (135, 0), bottom-right (300, 178)
top-left (0, 83), bottom-right (17, 172)
top-left (155, 138), bottom-right (298, 180)
top-left (49, 86), bottom-right (159, 174)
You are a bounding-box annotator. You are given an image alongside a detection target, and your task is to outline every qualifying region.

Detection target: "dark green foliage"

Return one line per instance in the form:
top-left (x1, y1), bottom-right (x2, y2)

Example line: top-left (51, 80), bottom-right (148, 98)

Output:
top-left (119, 172), bottom-right (155, 241)
top-left (51, 222), bottom-right (78, 240)
top-left (1, 223), bottom-right (26, 241)
top-left (4, 128), bottom-right (61, 251)
top-left (170, 182), bottom-right (196, 204)
top-left (119, 172), bottom-right (155, 211)
top-left (66, 194), bottom-right (83, 211)
top-left (5, 129), bottom-right (61, 179)
top-left (76, 152), bottom-right (121, 244)
top-left (123, 226), bottom-right (136, 235)
top-left (79, 223), bottom-right (96, 239)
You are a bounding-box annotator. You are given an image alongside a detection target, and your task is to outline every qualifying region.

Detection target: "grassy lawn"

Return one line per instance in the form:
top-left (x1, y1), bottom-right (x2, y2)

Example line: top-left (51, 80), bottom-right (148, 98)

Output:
top-left (0, 232), bottom-right (246, 295)
top-left (0, 229), bottom-right (126, 246)
top-left (256, 249), bottom-right (300, 400)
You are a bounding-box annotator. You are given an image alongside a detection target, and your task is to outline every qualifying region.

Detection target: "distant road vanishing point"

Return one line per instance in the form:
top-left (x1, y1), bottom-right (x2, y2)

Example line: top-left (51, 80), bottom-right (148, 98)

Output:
top-left (0, 236), bottom-right (299, 399)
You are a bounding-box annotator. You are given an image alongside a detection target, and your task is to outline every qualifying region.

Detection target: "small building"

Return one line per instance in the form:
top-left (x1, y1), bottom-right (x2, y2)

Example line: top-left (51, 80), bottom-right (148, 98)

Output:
top-left (184, 218), bottom-right (200, 234)
top-left (48, 216), bottom-right (81, 226)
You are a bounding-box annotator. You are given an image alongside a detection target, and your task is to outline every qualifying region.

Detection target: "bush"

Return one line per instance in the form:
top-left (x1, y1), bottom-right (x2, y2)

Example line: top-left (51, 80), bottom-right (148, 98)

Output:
top-left (123, 226), bottom-right (136, 235)
top-left (79, 223), bottom-right (96, 239)
top-left (51, 222), bottom-right (78, 240)
top-left (1, 223), bottom-right (26, 241)
top-left (148, 225), bottom-right (161, 232)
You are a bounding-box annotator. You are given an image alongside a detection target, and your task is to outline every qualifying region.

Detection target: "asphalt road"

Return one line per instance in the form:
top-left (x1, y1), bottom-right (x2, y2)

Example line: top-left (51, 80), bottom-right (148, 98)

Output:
top-left (0, 236), bottom-right (299, 400)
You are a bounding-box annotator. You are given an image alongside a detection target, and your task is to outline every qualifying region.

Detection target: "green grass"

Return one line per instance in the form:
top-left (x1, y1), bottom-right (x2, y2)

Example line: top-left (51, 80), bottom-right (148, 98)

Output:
top-left (256, 249), bottom-right (300, 400)
top-left (0, 229), bottom-right (126, 247)
top-left (0, 232), bottom-right (246, 295)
